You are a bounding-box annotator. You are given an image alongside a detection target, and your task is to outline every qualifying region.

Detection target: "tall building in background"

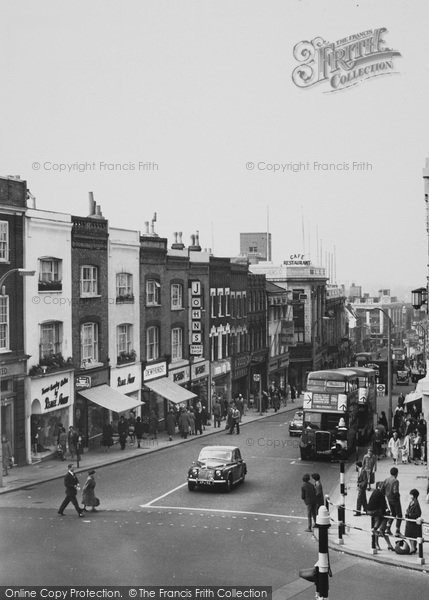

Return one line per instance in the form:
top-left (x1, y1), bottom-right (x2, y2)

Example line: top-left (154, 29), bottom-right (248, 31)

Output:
top-left (240, 232), bottom-right (271, 263)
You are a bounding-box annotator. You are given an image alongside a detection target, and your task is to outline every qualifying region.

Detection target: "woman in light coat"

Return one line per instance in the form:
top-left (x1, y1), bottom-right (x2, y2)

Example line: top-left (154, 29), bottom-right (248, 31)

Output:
top-left (387, 432), bottom-right (401, 465)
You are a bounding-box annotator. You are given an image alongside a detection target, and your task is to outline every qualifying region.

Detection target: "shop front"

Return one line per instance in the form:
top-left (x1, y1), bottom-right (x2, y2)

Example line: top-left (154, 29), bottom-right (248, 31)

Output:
top-left (189, 359), bottom-right (210, 412)
top-left (249, 350), bottom-right (268, 403)
top-left (211, 358), bottom-right (231, 407)
top-left (110, 363), bottom-right (142, 431)
top-left (26, 369), bottom-right (74, 464)
top-left (143, 360), bottom-right (196, 429)
top-left (268, 354), bottom-right (289, 392)
top-left (232, 353), bottom-right (250, 399)
top-left (1, 360), bottom-right (27, 466)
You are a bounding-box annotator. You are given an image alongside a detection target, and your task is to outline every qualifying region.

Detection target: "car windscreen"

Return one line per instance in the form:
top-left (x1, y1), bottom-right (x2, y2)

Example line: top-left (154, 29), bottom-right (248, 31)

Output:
top-left (199, 450), bottom-right (232, 462)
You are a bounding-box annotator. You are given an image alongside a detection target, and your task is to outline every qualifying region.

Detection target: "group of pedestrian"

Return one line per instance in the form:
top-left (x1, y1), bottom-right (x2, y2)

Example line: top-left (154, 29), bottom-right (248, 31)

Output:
top-left (388, 402), bottom-right (427, 465)
top-left (355, 463), bottom-right (423, 554)
top-left (57, 464), bottom-right (100, 517)
top-left (55, 425), bottom-right (82, 462)
top-left (301, 472), bottom-right (324, 532)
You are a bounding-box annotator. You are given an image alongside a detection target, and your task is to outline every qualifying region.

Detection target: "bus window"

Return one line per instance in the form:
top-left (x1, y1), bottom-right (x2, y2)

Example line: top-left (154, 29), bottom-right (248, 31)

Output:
top-left (304, 412), bottom-right (322, 429)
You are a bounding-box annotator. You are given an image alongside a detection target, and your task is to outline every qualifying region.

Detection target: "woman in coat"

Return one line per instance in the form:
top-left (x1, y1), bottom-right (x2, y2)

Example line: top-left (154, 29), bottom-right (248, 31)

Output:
top-left (82, 469), bottom-right (98, 512)
top-left (404, 488), bottom-right (422, 553)
top-left (387, 432), bottom-right (401, 465)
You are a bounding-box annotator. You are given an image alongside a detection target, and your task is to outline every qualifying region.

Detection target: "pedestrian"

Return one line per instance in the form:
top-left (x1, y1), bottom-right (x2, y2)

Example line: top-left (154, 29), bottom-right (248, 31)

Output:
top-left (134, 416), bottom-right (144, 448)
top-left (379, 411), bottom-right (389, 431)
top-left (57, 427), bottom-right (67, 461)
top-left (354, 461), bottom-right (368, 516)
top-left (128, 411), bottom-right (136, 446)
top-left (213, 398), bottom-right (222, 428)
top-left (290, 384), bottom-right (296, 402)
top-left (312, 473), bottom-right (324, 510)
top-left (149, 409), bottom-right (158, 439)
top-left (413, 429), bottom-right (423, 465)
top-left (401, 432), bottom-right (411, 464)
top-left (118, 415), bottom-right (128, 450)
top-left (57, 463), bottom-right (84, 517)
top-left (235, 395), bottom-right (244, 421)
top-left (195, 406), bottom-right (203, 435)
top-left (367, 481), bottom-right (394, 551)
top-left (301, 473), bottom-right (317, 532)
top-left (201, 405), bottom-right (208, 428)
top-left (102, 422), bottom-right (114, 451)
top-left (67, 426), bottom-right (78, 459)
top-left (382, 466), bottom-right (402, 536)
top-left (82, 469), bottom-right (99, 513)
top-left (362, 447), bottom-right (377, 490)
top-left (373, 424), bottom-right (384, 459)
top-left (228, 404), bottom-right (240, 435)
top-left (1, 434), bottom-right (13, 476)
top-left (188, 408), bottom-right (195, 435)
top-left (166, 409), bottom-right (176, 441)
top-left (178, 407), bottom-right (190, 439)
top-left (225, 405), bottom-right (233, 431)
top-left (387, 431), bottom-right (401, 465)
top-left (401, 488), bottom-right (422, 554)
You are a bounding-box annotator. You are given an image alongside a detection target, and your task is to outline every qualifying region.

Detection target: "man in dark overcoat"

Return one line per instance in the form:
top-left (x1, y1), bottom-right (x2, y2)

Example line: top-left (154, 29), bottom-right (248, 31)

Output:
top-left (58, 464), bottom-right (83, 517)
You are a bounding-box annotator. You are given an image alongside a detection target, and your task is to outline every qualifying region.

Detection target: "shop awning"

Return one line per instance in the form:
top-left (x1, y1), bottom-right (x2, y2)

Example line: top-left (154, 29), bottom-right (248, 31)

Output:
top-left (404, 390), bottom-right (422, 405)
top-left (144, 377), bottom-right (197, 404)
top-left (78, 384), bottom-right (143, 413)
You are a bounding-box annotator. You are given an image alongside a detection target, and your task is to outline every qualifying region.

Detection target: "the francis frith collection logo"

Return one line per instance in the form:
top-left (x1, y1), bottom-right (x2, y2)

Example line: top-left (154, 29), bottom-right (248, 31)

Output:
top-left (292, 28), bottom-right (401, 92)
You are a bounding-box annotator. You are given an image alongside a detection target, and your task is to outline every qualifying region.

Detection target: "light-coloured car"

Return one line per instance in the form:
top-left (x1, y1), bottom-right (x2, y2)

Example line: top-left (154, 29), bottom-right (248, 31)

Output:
top-left (289, 410), bottom-right (304, 436)
top-left (187, 445), bottom-right (247, 492)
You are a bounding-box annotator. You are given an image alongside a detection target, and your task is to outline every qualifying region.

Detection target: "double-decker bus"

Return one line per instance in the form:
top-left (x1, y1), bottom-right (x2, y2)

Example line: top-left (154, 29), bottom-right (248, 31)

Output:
top-left (338, 366), bottom-right (377, 430)
top-left (299, 369), bottom-right (366, 461)
top-left (355, 352), bottom-right (377, 367)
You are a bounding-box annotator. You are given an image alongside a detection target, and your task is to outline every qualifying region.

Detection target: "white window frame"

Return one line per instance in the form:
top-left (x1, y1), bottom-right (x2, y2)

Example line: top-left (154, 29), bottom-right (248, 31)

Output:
top-left (81, 322), bottom-right (99, 365)
top-left (146, 326), bottom-right (159, 361)
top-left (80, 265), bottom-right (98, 297)
top-left (171, 283), bottom-right (183, 310)
top-left (171, 327), bottom-right (183, 361)
top-left (210, 288), bottom-right (216, 318)
top-left (225, 288), bottom-right (230, 316)
top-left (0, 295), bottom-right (9, 351)
top-left (117, 323), bottom-right (132, 355)
top-left (0, 221), bottom-right (9, 262)
top-left (146, 279), bottom-right (160, 306)
top-left (39, 258), bottom-right (61, 283)
top-left (116, 273), bottom-right (133, 298)
top-left (40, 321), bottom-right (62, 359)
top-left (218, 288), bottom-right (224, 317)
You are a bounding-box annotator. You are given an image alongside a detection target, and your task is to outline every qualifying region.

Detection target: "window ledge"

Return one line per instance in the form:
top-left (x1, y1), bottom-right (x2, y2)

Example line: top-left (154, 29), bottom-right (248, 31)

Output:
top-left (80, 360), bottom-right (104, 370)
top-left (171, 306), bottom-right (184, 311)
top-left (146, 303), bottom-right (161, 307)
top-left (80, 294), bottom-right (102, 299)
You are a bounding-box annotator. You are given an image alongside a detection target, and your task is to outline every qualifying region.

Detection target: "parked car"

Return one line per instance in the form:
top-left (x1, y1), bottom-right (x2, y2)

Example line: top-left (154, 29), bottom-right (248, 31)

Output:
top-left (187, 445), bottom-right (246, 492)
top-left (289, 410), bottom-right (304, 436)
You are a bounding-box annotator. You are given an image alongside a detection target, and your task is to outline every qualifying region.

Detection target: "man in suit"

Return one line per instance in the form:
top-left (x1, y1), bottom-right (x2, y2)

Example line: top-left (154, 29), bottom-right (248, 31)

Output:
top-left (58, 463), bottom-right (84, 517)
top-left (354, 460), bottom-right (368, 516)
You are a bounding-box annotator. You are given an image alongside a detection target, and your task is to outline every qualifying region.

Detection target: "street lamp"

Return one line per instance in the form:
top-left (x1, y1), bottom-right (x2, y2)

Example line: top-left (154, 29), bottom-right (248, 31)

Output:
top-left (0, 268), bottom-right (35, 487)
top-left (369, 307), bottom-right (393, 431)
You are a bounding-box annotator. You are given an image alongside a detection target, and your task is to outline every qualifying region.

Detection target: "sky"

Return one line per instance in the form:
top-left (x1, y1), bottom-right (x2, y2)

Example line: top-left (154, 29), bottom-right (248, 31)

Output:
top-left (1, 0), bottom-right (429, 299)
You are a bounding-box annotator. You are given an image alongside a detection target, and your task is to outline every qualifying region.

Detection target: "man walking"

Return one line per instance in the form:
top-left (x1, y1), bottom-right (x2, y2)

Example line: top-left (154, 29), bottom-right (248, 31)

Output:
top-left (382, 466), bottom-right (402, 536)
top-left (228, 404), bottom-right (240, 435)
top-left (362, 447), bottom-right (377, 490)
top-left (58, 464), bottom-right (84, 517)
top-left (301, 473), bottom-right (317, 532)
top-left (354, 460), bottom-right (368, 516)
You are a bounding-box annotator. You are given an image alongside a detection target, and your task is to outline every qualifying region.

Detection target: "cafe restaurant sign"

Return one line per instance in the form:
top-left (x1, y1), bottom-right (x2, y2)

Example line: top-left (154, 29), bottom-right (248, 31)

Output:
top-left (32, 373), bottom-right (72, 414)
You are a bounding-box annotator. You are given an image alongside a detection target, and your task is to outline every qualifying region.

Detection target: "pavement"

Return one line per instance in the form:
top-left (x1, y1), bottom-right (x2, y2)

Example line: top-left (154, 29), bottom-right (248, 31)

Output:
top-left (2, 398), bottom-right (429, 572)
top-left (325, 445), bottom-right (429, 572)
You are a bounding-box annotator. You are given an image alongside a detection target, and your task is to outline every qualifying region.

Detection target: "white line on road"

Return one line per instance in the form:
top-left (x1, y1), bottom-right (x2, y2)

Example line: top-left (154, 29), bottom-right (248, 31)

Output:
top-left (142, 483), bottom-right (188, 507)
top-left (141, 504), bottom-right (306, 521)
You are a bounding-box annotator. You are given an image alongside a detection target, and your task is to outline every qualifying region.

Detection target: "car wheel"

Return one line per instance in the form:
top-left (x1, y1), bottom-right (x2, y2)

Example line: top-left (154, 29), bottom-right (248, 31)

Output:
top-left (224, 474), bottom-right (233, 492)
top-left (188, 482), bottom-right (196, 491)
top-left (241, 469), bottom-right (246, 483)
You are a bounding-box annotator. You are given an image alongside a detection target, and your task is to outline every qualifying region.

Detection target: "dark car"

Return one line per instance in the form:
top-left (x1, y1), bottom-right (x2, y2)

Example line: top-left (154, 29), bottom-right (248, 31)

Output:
top-left (187, 445), bottom-right (247, 492)
top-left (289, 410), bottom-right (304, 436)
top-left (396, 369), bottom-right (410, 385)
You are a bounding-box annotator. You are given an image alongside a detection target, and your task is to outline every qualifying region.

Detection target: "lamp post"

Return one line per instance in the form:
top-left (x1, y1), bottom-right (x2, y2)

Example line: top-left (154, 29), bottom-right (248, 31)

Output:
top-left (0, 268), bottom-right (35, 488)
top-left (369, 307), bottom-right (393, 430)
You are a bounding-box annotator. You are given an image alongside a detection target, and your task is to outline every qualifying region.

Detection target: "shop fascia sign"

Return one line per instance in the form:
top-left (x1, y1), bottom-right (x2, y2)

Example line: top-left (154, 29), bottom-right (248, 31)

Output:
top-left (143, 360), bottom-right (167, 382)
top-left (169, 365), bottom-right (190, 384)
top-left (112, 364), bottom-right (141, 391)
top-left (34, 375), bottom-right (72, 413)
top-left (211, 359), bottom-right (231, 376)
top-left (191, 360), bottom-right (209, 380)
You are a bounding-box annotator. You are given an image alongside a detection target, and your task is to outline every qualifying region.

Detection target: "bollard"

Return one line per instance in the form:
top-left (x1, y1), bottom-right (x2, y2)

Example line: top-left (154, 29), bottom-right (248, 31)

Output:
top-left (316, 506), bottom-right (331, 599)
top-left (337, 461), bottom-right (345, 545)
top-left (371, 529), bottom-right (378, 555)
top-left (325, 494), bottom-right (330, 512)
top-left (417, 536), bottom-right (425, 565)
top-left (299, 506), bottom-right (332, 599)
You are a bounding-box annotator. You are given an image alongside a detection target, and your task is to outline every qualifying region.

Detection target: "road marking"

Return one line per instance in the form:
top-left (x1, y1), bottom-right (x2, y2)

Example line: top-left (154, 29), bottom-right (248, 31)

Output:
top-left (144, 505), bottom-right (306, 521)
top-left (142, 482), bottom-right (188, 507)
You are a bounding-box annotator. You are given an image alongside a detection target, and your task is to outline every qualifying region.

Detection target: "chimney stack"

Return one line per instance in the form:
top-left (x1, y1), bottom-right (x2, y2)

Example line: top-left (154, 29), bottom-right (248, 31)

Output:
top-left (88, 192), bottom-right (96, 216)
top-left (171, 231), bottom-right (185, 250)
top-left (188, 232), bottom-right (202, 252)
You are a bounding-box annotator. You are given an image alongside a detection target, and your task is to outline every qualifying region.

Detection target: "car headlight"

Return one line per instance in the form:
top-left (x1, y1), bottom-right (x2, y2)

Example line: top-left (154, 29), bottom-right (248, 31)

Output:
top-left (191, 468), bottom-right (198, 475)
top-left (215, 469), bottom-right (222, 477)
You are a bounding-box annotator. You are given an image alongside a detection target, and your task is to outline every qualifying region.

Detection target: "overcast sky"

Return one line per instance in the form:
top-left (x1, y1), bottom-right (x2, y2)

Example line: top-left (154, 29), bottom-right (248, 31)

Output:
top-left (1, 0), bottom-right (428, 298)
